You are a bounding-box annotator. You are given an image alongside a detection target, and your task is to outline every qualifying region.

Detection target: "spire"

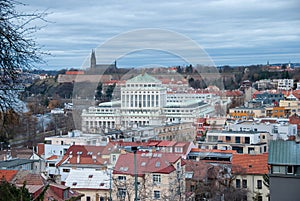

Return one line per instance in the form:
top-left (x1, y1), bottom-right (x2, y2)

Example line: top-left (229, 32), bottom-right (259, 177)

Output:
top-left (91, 49), bottom-right (96, 68)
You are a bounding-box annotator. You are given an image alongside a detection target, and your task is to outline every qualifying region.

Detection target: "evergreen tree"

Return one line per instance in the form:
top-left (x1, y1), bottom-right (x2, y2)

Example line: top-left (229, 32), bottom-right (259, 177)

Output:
top-left (95, 82), bottom-right (103, 100)
top-left (0, 180), bottom-right (31, 201)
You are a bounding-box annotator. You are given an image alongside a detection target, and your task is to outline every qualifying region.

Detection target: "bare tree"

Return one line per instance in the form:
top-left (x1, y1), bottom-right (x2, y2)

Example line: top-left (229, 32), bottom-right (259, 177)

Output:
top-left (0, 0), bottom-right (47, 141)
top-left (112, 175), bottom-right (148, 201)
top-left (187, 163), bottom-right (248, 201)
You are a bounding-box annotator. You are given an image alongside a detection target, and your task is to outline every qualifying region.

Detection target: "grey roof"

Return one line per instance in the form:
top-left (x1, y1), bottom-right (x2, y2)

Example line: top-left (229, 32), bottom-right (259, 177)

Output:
top-left (126, 73), bottom-right (161, 84)
top-left (0, 159), bottom-right (37, 168)
top-left (165, 100), bottom-right (206, 108)
top-left (207, 130), bottom-right (262, 135)
top-left (268, 140), bottom-right (300, 165)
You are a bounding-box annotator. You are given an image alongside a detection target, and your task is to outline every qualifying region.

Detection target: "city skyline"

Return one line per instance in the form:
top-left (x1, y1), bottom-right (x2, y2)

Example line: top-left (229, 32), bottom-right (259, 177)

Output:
top-left (21, 0), bottom-right (300, 70)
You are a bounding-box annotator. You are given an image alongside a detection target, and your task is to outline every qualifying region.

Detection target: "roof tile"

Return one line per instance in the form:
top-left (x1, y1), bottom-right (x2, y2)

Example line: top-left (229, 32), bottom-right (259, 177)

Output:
top-left (232, 153), bottom-right (268, 175)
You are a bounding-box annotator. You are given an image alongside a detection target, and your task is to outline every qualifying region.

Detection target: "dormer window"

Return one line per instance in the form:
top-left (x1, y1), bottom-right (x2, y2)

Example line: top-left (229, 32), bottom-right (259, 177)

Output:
top-left (175, 147), bottom-right (183, 153)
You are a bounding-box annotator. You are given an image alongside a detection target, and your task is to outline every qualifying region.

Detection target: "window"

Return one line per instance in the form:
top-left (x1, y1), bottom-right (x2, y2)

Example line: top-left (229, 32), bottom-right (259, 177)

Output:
top-left (112, 155), bottom-right (116, 162)
top-left (154, 190), bottom-right (161, 199)
top-left (248, 147), bottom-right (254, 154)
top-left (226, 136), bottom-right (231, 141)
top-left (118, 176), bottom-right (126, 181)
top-left (236, 179), bottom-right (241, 188)
top-left (287, 165), bottom-right (294, 174)
top-left (153, 174), bottom-right (161, 184)
top-left (245, 137), bottom-right (250, 144)
top-left (272, 165), bottom-right (285, 174)
top-left (257, 180), bottom-right (262, 189)
top-left (242, 179), bottom-right (247, 188)
top-left (63, 190), bottom-right (68, 199)
top-left (117, 188), bottom-right (126, 198)
top-left (63, 169), bottom-right (70, 172)
top-left (295, 166), bottom-right (300, 175)
top-left (49, 163), bottom-right (55, 167)
top-left (175, 147), bottom-right (183, 153)
top-left (257, 196), bottom-right (262, 201)
top-left (86, 196), bottom-right (91, 201)
top-left (236, 137), bottom-right (240, 143)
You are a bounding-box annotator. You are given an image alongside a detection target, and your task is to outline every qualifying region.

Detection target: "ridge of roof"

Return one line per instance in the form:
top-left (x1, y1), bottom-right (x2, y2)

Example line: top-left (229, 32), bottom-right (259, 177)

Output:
top-left (126, 73), bottom-right (161, 84)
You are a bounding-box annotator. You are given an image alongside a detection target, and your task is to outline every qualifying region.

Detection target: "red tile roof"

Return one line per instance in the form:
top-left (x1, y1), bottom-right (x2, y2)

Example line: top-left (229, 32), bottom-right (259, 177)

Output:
top-left (175, 142), bottom-right (187, 147)
top-left (111, 141), bottom-right (148, 147)
top-left (232, 153), bottom-right (269, 175)
top-left (65, 71), bottom-right (84, 75)
top-left (157, 141), bottom-right (177, 147)
top-left (147, 141), bottom-right (160, 146)
top-left (190, 148), bottom-right (237, 154)
top-left (56, 145), bottom-right (110, 167)
top-left (0, 170), bottom-right (18, 182)
top-left (13, 172), bottom-right (44, 185)
top-left (46, 155), bottom-right (58, 160)
top-left (260, 119), bottom-right (277, 124)
top-left (289, 114), bottom-right (300, 129)
top-left (113, 151), bottom-right (181, 176)
top-left (45, 183), bottom-right (83, 201)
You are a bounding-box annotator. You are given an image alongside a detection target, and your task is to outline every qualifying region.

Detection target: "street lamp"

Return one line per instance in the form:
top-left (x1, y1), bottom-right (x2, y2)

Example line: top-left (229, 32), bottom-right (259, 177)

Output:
top-left (104, 168), bottom-right (113, 201)
top-left (132, 146), bottom-right (138, 201)
top-left (124, 146), bottom-right (138, 201)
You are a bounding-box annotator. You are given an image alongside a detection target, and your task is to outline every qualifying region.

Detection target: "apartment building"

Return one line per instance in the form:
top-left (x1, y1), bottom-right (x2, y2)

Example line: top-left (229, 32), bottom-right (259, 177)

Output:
top-left (112, 151), bottom-right (185, 201)
top-left (232, 153), bottom-right (269, 201)
top-left (229, 107), bottom-right (266, 120)
top-left (268, 140), bottom-right (300, 201)
top-left (202, 130), bottom-right (269, 154)
top-left (227, 119), bottom-right (297, 140)
top-left (65, 169), bottom-right (110, 201)
top-left (276, 79), bottom-right (294, 90)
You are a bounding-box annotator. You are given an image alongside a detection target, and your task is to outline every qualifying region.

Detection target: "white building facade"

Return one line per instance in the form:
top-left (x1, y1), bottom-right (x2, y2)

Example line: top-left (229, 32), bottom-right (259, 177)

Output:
top-left (82, 73), bottom-right (216, 133)
top-left (226, 119), bottom-right (297, 140)
top-left (276, 79), bottom-right (294, 91)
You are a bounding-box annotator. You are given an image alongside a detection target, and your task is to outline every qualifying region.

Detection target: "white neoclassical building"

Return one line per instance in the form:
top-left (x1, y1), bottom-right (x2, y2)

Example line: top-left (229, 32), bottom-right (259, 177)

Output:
top-left (81, 73), bottom-right (215, 133)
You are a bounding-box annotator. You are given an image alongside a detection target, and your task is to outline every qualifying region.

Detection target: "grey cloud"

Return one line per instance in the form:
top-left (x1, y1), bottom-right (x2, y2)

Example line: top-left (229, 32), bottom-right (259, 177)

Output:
top-left (20, 0), bottom-right (300, 69)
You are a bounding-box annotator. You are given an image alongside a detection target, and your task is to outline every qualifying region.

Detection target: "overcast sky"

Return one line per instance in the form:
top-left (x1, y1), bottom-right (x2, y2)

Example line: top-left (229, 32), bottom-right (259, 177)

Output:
top-left (21, 0), bottom-right (300, 70)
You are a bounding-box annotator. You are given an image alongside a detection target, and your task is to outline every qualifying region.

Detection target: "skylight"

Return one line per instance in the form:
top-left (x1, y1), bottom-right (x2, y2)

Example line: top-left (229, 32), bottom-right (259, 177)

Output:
top-left (155, 162), bottom-right (161, 167)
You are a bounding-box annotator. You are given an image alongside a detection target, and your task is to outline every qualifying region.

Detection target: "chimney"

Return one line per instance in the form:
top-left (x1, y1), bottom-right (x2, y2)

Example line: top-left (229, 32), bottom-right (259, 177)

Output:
top-left (288, 135), bottom-right (296, 141)
top-left (77, 154), bottom-right (80, 164)
top-left (54, 174), bottom-right (61, 184)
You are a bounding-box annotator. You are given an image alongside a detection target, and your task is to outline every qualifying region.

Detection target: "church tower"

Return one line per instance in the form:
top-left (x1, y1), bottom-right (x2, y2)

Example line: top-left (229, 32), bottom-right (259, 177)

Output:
top-left (90, 49), bottom-right (96, 69)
